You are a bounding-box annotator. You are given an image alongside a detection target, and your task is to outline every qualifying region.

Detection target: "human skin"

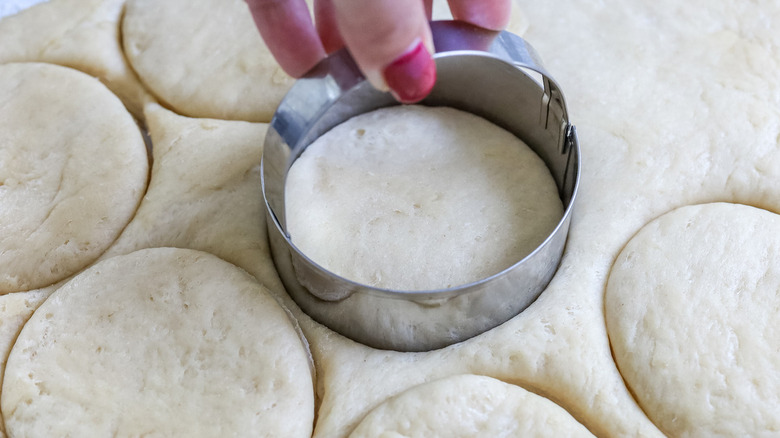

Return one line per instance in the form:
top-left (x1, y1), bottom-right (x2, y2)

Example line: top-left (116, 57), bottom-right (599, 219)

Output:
top-left (245, 0), bottom-right (510, 102)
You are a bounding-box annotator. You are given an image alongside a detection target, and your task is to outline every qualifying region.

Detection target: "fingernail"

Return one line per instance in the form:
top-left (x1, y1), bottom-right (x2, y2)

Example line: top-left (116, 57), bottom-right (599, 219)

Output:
top-left (382, 39), bottom-right (436, 104)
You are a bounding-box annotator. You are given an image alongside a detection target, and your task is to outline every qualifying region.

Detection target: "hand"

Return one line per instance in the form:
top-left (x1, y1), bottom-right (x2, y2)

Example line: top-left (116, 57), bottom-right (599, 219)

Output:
top-left (246, 0), bottom-right (511, 103)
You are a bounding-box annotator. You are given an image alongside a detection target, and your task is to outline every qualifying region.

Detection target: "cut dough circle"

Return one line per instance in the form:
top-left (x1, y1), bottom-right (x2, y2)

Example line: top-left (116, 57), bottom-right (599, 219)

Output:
top-left (0, 62), bottom-right (148, 294)
top-left (285, 105), bottom-right (563, 291)
top-left (0, 286), bottom-right (53, 437)
top-left (349, 374), bottom-right (594, 438)
top-left (0, 0), bottom-right (156, 119)
top-left (122, 0), bottom-right (295, 123)
top-left (1, 248), bottom-right (315, 437)
top-left (606, 203), bottom-right (780, 436)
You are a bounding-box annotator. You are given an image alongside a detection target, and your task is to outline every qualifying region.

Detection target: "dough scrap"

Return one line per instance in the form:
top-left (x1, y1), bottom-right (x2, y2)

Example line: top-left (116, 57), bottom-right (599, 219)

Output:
top-left (1, 248), bottom-right (315, 437)
top-left (349, 374), bottom-right (594, 438)
top-left (0, 62), bottom-right (148, 294)
top-left (286, 105), bottom-right (563, 291)
top-left (122, 0), bottom-right (296, 123)
top-left (0, 0), bottom-right (155, 119)
top-left (606, 203), bottom-right (780, 436)
top-left (100, 103), bottom-right (312, 366)
top-left (101, 103), bottom-right (281, 292)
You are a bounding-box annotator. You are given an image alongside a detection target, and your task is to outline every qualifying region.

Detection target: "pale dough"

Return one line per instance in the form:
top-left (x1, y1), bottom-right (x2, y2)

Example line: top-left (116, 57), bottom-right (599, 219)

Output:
top-left (0, 0), bottom-right (155, 119)
top-left (2, 1), bottom-right (780, 438)
top-left (606, 203), bottom-right (780, 436)
top-left (99, 102), bottom-right (313, 369)
top-left (286, 105), bottom-right (563, 291)
top-left (305, 1), bottom-right (780, 437)
top-left (0, 286), bottom-right (55, 438)
top-left (101, 103), bottom-right (282, 294)
top-left (1, 248), bottom-right (315, 437)
top-left (122, 0), bottom-right (296, 123)
top-left (0, 62), bottom-right (148, 294)
top-left (349, 374), bottom-right (594, 438)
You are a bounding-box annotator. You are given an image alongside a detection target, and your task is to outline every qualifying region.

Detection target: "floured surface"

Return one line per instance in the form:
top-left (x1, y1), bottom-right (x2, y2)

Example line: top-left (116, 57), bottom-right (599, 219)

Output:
top-left (350, 374), bottom-right (594, 438)
top-left (606, 203), bottom-right (780, 436)
top-left (0, 62), bottom-right (148, 294)
top-left (123, 0), bottom-right (296, 122)
top-left (2, 248), bottom-right (315, 437)
top-left (0, 0), bottom-right (155, 119)
top-left (286, 106), bottom-right (562, 291)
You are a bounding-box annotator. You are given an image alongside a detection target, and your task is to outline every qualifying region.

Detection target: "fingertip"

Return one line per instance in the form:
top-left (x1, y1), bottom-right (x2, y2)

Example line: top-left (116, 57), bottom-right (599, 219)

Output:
top-left (447, 0), bottom-right (512, 31)
top-left (382, 39), bottom-right (436, 104)
top-left (331, 0), bottom-right (435, 102)
top-left (247, 0), bottom-right (326, 77)
top-left (314, 0), bottom-right (345, 53)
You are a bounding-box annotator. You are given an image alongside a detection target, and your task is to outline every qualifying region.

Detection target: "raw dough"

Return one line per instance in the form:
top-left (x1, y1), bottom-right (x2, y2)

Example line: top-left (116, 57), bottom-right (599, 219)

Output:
top-left (1, 248), bottom-right (315, 437)
top-left (349, 374), bottom-right (594, 438)
top-left (285, 105), bottom-right (563, 291)
top-left (0, 286), bottom-right (54, 438)
top-left (304, 1), bottom-right (780, 437)
top-left (122, 0), bottom-right (296, 123)
top-left (99, 102), bottom-right (311, 367)
top-left (0, 0), bottom-right (155, 119)
top-left (0, 62), bottom-right (148, 294)
top-left (3, 1), bottom-right (780, 438)
top-left (606, 203), bottom-right (780, 436)
top-left (101, 103), bottom-right (283, 293)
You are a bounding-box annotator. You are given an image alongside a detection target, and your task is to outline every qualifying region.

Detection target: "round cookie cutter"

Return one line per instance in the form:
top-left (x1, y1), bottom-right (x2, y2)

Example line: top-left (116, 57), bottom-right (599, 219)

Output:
top-left (262, 21), bottom-right (580, 352)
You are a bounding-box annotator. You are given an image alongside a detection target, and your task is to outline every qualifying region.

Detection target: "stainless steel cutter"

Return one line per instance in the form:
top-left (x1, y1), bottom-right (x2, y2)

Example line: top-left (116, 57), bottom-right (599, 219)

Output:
top-left (262, 20), bottom-right (580, 351)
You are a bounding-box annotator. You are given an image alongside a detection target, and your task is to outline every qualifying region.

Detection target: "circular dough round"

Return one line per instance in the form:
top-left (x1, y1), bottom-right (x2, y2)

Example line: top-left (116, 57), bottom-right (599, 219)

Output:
top-left (0, 62), bottom-right (148, 294)
top-left (285, 105), bottom-right (563, 291)
top-left (122, 0), bottom-right (294, 123)
top-left (1, 248), bottom-right (315, 437)
top-left (349, 374), bottom-right (594, 438)
top-left (606, 203), bottom-right (780, 436)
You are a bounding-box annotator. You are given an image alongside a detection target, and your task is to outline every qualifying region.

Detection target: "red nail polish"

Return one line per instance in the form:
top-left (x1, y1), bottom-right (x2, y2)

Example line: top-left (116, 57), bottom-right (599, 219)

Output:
top-left (382, 41), bottom-right (436, 104)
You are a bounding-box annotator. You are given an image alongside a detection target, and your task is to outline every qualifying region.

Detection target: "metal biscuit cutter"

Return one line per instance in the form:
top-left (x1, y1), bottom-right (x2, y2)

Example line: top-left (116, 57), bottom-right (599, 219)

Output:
top-left (262, 20), bottom-right (580, 351)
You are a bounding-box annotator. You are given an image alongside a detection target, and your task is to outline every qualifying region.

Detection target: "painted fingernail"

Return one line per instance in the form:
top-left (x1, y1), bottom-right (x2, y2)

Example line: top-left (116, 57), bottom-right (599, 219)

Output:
top-left (382, 39), bottom-right (436, 104)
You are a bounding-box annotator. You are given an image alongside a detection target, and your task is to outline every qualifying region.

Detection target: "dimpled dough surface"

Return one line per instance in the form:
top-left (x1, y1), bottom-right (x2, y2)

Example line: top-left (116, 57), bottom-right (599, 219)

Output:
top-left (0, 286), bottom-right (54, 438)
top-left (1, 248), bottom-right (315, 437)
top-left (100, 103), bottom-right (284, 294)
top-left (0, 62), bottom-right (148, 294)
top-left (606, 203), bottom-right (780, 436)
top-left (349, 375), bottom-right (594, 438)
top-left (122, 0), bottom-right (296, 123)
top-left (3, 0), bottom-right (780, 437)
top-left (304, 0), bottom-right (780, 437)
top-left (0, 0), bottom-right (155, 119)
top-left (286, 105), bottom-right (563, 291)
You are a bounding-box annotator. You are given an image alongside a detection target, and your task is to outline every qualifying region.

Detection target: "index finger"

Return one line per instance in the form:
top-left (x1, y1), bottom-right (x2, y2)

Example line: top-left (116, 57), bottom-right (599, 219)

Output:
top-left (246, 0), bottom-right (326, 77)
